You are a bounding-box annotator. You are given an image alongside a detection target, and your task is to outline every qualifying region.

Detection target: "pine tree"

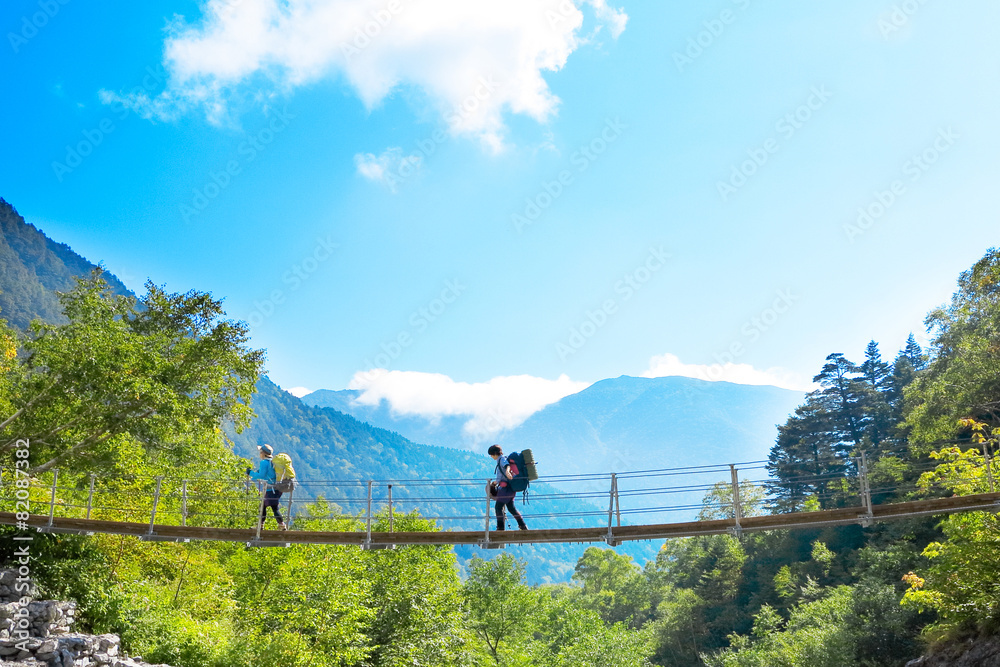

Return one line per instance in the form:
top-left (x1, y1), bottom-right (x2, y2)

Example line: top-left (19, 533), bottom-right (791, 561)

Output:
top-left (859, 341), bottom-right (893, 449)
top-left (767, 400), bottom-right (844, 511)
top-left (903, 333), bottom-right (926, 371)
top-left (812, 353), bottom-right (866, 453)
top-left (860, 341), bottom-right (891, 390)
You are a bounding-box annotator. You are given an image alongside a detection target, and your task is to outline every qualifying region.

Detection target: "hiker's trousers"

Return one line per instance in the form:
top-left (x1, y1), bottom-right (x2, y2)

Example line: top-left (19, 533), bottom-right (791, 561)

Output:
top-left (261, 488), bottom-right (284, 524)
top-left (495, 498), bottom-right (525, 530)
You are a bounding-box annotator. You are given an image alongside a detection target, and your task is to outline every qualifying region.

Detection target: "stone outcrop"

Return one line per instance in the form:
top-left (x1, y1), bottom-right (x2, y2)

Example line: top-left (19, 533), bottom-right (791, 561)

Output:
top-left (905, 637), bottom-right (1000, 667)
top-left (0, 571), bottom-right (37, 603)
top-left (1, 601), bottom-right (75, 639)
top-left (0, 570), bottom-right (173, 667)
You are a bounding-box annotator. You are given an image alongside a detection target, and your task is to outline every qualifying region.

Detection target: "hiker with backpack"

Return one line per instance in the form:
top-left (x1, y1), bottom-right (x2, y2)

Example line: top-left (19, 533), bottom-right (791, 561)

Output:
top-left (246, 444), bottom-right (296, 531)
top-left (488, 444), bottom-right (528, 531)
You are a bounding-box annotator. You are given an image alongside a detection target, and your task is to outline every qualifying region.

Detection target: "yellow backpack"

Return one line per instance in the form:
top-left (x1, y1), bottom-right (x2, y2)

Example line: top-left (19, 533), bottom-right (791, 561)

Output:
top-left (272, 453), bottom-right (296, 491)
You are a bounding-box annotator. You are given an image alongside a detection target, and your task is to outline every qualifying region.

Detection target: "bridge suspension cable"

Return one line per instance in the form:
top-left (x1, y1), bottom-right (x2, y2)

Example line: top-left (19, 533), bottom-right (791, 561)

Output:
top-left (1, 449), bottom-right (997, 548)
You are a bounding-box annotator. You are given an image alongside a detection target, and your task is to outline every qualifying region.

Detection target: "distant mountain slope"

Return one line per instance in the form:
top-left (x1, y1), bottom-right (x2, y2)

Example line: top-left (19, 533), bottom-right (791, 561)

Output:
top-left (0, 198), bottom-right (130, 329)
top-left (303, 376), bottom-right (804, 479)
top-left (302, 388), bottom-right (473, 450)
top-left (503, 375), bottom-right (804, 477)
top-left (230, 378), bottom-right (492, 487)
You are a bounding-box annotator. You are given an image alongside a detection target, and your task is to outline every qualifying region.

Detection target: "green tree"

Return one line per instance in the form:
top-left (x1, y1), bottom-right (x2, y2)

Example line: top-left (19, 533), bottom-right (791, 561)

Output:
top-left (572, 547), bottom-right (652, 627)
top-left (812, 353), bottom-right (866, 452)
top-left (767, 401), bottom-right (843, 511)
top-left (902, 333), bottom-right (927, 371)
top-left (0, 271), bottom-right (264, 475)
top-left (360, 514), bottom-right (475, 667)
top-left (536, 591), bottom-right (654, 667)
top-left (555, 619), bottom-right (653, 667)
top-left (704, 587), bottom-right (855, 667)
top-left (900, 442), bottom-right (1000, 637)
top-left (463, 554), bottom-right (544, 665)
top-left (698, 481), bottom-right (767, 521)
top-left (906, 248), bottom-right (1000, 443)
top-left (0, 313), bottom-right (20, 424)
top-left (859, 341), bottom-right (893, 450)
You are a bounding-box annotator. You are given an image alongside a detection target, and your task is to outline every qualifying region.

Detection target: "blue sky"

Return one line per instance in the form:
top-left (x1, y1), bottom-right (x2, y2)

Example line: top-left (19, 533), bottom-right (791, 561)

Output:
top-left (3, 0), bottom-right (999, 437)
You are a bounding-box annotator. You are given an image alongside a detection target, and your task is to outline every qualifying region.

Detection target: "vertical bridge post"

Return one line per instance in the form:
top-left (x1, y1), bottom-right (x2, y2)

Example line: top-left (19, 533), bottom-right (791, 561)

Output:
top-left (606, 473), bottom-right (619, 546)
top-left (387, 484), bottom-right (394, 533)
top-left (364, 481), bottom-right (373, 549)
top-left (181, 480), bottom-right (188, 527)
top-left (483, 480), bottom-right (492, 547)
top-left (984, 444), bottom-right (995, 494)
top-left (86, 473), bottom-right (96, 520)
top-left (858, 452), bottom-right (873, 527)
top-left (254, 481), bottom-right (267, 541)
top-left (47, 469), bottom-right (59, 528)
top-left (147, 476), bottom-right (163, 536)
top-left (730, 465), bottom-right (742, 538)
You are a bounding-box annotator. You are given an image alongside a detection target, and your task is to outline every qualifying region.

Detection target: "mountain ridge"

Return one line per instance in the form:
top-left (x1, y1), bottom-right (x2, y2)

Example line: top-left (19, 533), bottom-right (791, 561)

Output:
top-left (0, 198), bottom-right (130, 329)
top-left (302, 375), bottom-right (804, 477)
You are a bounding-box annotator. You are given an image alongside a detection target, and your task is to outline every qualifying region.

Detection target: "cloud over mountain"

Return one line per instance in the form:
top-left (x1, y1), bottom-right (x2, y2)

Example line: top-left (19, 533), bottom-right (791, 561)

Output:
top-left (346, 369), bottom-right (590, 441)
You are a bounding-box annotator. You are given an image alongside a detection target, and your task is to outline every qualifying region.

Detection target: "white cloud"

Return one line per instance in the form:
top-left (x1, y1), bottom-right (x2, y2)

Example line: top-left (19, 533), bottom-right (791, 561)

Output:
top-left (105, 0), bottom-right (627, 145)
top-left (588, 0), bottom-right (628, 38)
top-left (285, 386), bottom-right (313, 397)
top-left (642, 353), bottom-right (814, 392)
top-left (354, 147), bottom-right (422, 191)
top-left (346, 369), bottom-right (590, 441)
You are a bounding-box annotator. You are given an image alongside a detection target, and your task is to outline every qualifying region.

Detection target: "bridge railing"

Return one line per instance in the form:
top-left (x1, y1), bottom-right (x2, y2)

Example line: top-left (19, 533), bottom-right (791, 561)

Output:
top-left (1, 445), bottom-right (995, 540)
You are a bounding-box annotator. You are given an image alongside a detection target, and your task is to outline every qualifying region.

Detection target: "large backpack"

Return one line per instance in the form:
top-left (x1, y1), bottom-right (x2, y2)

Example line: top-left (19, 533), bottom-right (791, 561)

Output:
top-left (272, 453), bottom-right (296, 492)
top-left (505, 449), bottom-right (537, 493)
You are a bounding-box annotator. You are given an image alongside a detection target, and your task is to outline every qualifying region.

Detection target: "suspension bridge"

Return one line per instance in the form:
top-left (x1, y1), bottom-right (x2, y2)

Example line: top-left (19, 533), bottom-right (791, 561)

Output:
top-left (2, 452), bottom-right (998, 549)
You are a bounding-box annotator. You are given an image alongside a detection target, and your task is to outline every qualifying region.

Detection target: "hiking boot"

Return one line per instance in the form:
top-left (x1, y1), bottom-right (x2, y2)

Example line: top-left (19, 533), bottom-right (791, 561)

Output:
top-left (278, 522), bottom-right (287, 531)
top-left (518, 524), bottom-right (528, 531)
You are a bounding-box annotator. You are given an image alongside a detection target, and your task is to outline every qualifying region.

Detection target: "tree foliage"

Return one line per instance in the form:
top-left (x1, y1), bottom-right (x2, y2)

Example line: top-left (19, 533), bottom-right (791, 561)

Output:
top-left (906, 247), bottom-right (1000, 444)
top-left (0, 271), bottom-right (265, 475)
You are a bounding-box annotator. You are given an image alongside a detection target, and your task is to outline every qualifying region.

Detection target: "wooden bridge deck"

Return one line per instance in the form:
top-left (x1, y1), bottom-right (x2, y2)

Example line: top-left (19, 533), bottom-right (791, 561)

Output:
top-left (4, 492), bottom-right (998, 548)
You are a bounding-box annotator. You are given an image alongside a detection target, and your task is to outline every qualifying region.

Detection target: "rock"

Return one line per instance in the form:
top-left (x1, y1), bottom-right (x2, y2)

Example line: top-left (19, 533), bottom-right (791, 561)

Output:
top-left (0, 569), bottom-right (38, 604)
top-left (905, 636), bottom-right (1000, 667)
